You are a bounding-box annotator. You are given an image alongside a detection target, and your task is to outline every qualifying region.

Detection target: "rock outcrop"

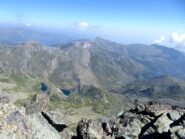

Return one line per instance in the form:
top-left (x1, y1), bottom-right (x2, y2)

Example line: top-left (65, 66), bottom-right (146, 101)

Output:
top-left (75, 101), bottom-right (185, 139)
top-left (102, 101), bottom-right (185, 139)
top-left (76, 119), bottom-right (105, 139)
top-left (0, 103), bottom-right (61, 139)
top-left (25, 93), bottom-right (49, 115)
top-left (0, 96), bottom-right (9, 104)
top-left (0, 94), bottom-right (74, 139)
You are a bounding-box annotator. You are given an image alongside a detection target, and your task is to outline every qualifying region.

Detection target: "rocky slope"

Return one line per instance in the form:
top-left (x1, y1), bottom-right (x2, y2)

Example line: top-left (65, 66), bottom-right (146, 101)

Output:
top-left (1, 93), bottom-right (185, 139)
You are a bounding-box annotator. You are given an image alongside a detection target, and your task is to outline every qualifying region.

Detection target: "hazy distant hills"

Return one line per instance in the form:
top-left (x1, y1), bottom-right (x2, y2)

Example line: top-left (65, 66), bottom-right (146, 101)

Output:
top-left (0, 27), bottom-right (76, 45)
top-left (120, 75), bottom-right (185, 99)
top-left (0, 26), bottom-right (97, 45)
top-left (1, 37), bottom-right (185, 92)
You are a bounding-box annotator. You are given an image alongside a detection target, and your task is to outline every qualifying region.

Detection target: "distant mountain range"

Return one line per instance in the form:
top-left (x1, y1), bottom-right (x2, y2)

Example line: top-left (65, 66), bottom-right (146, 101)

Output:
top-left (0, 25), bottom-right (98, 45)
top-left (0, 26), bottom-right (78, 45)
top-left (1, 37), bottom-right (185, 92)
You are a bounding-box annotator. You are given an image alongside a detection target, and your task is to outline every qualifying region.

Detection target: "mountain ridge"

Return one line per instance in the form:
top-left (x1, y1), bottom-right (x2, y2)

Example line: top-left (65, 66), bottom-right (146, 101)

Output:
top-left (1, 38), bottom-right (185, 91)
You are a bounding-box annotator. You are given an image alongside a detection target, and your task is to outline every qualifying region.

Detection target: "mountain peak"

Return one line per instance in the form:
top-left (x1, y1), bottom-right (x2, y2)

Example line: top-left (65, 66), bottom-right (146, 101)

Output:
top-left (94, 37), bottom-right (111, 43)
top-left (60, 39), bottom-right (93, 49)
top-left (74, 40), bottom-right (93, 48)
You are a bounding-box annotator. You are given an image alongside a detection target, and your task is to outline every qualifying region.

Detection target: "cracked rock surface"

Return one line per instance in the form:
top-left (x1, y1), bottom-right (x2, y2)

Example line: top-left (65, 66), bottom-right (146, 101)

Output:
top-left (0, 103), bottom-right (61, 139)
top-left (109, 101), bottom-right (185, 139)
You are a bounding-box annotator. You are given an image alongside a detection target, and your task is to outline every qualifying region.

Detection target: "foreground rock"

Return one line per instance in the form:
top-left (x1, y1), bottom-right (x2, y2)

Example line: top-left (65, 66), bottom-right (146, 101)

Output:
top-left (25, 93), bottom-right (49, 115)
top-left (105, 101), bottom-right (185, 139)
top-left (1, 96), bottom-right (185, 139)
top-left (0, 103), bottom-right (61, 139)
top-left (0, 93), bottom-right (74, 139)
top-left (0, 96), bottom-right (9, 104)
top-left (75, 101), bottom-right (185, 139)
top-left (76, 119), bottom-right (105, 139)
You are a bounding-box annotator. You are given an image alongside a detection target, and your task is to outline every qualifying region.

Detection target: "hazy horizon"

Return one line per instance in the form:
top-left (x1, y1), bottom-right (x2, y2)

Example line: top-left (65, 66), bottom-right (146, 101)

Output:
top-left (0, 0), bottom-right (185, 47)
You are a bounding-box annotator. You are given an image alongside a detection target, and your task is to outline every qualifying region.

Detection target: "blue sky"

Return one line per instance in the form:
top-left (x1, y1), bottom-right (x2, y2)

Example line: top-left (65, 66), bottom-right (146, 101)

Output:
top-left (0, 0), bottom-right (185, 44)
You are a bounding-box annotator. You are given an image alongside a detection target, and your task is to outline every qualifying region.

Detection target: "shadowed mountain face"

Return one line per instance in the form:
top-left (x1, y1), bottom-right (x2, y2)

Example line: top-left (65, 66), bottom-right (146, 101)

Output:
top-left (0, 37), bottom-right (185, 91)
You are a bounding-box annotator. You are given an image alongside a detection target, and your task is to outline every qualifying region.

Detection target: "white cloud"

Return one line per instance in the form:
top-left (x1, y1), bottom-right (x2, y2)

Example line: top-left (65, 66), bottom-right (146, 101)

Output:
top-left (79, 21), bottom-right (89, 29)
top-left (76, 21), bottom-right (90, 30)
top-left (171, 32), bottom-right (185, 44)
top-left (154, 36), bottom-right (165, 43)
top-left (169, 33), bottom-right (185, 52)
top-left (24, 23), bottom-right (31, 27)
top-left (154, 33), bottom-right (185, 52)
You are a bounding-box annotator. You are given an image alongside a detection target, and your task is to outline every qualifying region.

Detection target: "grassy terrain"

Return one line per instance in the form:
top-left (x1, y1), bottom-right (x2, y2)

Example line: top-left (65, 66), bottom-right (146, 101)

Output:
top-left (49, 85), bottom-right (133, 116)
top-left (0, 73), bottom-right (133, 127)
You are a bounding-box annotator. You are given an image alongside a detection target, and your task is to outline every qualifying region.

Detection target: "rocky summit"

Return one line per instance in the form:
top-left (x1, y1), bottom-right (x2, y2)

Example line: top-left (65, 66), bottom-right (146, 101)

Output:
top-left (1, 94), bottom-right (185, 139)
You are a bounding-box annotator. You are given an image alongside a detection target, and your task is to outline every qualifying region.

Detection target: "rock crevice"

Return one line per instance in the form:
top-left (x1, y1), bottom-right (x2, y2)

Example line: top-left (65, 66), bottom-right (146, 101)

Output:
top-left (41, 111), bottom-right (67, 132)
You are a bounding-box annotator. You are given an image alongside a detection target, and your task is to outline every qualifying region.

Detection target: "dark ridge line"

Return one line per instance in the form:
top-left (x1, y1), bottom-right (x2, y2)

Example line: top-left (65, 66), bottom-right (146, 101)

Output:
top-left (138, 113), bottom-right (171, 139)
top-left (41, 111), bottom-right (67, 132)
top-left (170, 113), bottom-right (185, 127)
